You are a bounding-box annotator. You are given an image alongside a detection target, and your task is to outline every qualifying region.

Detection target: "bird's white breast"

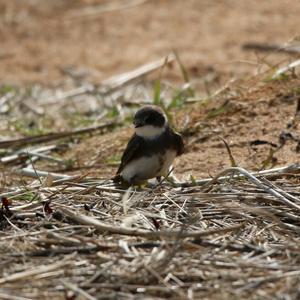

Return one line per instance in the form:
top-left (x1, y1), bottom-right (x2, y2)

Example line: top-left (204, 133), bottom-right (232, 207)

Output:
top-left (121, 155), bottom-right (160, 182)
top-left (135, 125), bottom-right (166, 139)
top-left (121, 149), bottom-right (177, 183)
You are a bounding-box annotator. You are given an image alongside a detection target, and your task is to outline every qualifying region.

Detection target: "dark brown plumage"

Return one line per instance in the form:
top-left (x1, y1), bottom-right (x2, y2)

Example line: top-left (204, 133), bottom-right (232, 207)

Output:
top-left (113, 105), bottom-right (184, 185)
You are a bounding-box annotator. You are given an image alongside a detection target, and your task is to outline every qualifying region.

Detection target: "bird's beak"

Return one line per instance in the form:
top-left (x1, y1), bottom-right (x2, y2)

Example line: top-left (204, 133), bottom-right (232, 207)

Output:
top-left (133, 119), bottom-right (144, 128)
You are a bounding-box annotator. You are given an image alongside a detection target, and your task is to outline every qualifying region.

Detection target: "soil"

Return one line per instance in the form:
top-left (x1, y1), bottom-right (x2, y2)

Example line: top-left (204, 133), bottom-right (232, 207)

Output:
top-left (1, 0), bottom-right (299, 180)
top-left (1, 0), bottom-right (299, 85)
top-left (61, 77), bottom-right (300, 181)
top-left (1, 1), bottom-right (300, 299)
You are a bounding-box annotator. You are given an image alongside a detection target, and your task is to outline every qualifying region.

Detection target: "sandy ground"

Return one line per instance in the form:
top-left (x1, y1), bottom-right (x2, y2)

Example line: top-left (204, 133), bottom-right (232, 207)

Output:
top-left (0, 0), bottom-right (299, 85)
top-left (1, 0), bottom-right (299, 180)
top-left (1, 2), bottom-right (300, 299)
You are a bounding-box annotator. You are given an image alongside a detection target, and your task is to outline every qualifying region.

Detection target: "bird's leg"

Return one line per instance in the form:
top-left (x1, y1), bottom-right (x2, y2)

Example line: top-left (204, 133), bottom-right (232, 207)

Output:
top-left (151, 176), bottom-right (165, 191)
top-left (154, 168), bottom-right (173, 188)
top-left (156, 176), bottom-right (162, 183)
top-left (129, 175), bottom-right (148, 189)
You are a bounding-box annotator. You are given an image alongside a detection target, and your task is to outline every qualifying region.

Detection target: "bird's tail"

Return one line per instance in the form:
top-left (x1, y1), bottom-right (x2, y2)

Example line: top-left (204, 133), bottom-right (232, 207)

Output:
top-left (112, 174), bottom-right (132, 189)
top-left (112, 174), bottom-right (122, 184)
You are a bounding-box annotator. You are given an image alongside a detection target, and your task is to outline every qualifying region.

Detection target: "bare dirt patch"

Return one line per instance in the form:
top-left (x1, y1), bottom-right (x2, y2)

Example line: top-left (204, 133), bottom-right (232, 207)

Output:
top-left (1, 1), bottom-right (300, 299)
top-left (1, 0), bottom-right (299, 85)
top-left (60, 77), bottom-right (300, 181)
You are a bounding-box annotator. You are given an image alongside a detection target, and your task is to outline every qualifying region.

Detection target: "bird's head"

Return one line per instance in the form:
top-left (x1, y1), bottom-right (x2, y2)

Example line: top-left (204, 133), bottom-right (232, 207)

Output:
top-left (133, 105), bottom-right (167, 138)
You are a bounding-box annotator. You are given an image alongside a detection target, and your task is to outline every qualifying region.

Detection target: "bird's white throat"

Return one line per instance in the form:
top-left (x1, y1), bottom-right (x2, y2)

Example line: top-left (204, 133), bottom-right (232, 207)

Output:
top-left (135, 125), bottom-right (165, 139)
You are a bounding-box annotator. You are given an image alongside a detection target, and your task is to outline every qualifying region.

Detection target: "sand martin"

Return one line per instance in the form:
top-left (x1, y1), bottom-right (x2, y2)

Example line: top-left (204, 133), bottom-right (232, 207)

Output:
top-left (113, 105), bottom-right (184, 185)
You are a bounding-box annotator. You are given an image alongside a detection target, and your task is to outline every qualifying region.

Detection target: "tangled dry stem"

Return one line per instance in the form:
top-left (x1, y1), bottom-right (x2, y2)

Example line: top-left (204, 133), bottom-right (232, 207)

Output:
top-left (1, 165), bottom-right (300, 299)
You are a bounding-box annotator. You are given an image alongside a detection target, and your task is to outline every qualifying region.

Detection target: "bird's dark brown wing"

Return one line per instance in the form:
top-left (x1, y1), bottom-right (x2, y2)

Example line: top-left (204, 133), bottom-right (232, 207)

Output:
top-left (116, 134), bottom-right (142, 175)
top-left (174, 132), bottom-right (184, 155)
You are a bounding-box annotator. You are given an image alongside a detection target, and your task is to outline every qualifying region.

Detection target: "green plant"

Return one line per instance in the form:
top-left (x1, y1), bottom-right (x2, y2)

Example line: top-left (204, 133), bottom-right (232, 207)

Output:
top-left (107, 106), bottom-right (120, 118)
top-left (173, 50), bottom-right (195, 98)
top-left (12, 191), bottom-right (36, 202)
top-left (0, 84), bottom-right (15, 95)
top-left (9, 118), bottom-right (48, 136)
top-left (205, 100), bottom-right (230, 119)
top-left (106, 154), bottom-right (121, 165)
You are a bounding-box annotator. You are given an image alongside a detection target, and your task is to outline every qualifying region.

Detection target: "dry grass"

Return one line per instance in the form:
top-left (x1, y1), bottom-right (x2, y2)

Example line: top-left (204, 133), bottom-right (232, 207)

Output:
top-left (1, 164), bottom-right (300, 299)
top-left (1, 55), bottom-right (300, 299)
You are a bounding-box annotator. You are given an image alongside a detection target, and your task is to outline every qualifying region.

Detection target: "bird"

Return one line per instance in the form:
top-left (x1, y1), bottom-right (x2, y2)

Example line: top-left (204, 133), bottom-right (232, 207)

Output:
top-left (113, 105), bottom-right (184, 186)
